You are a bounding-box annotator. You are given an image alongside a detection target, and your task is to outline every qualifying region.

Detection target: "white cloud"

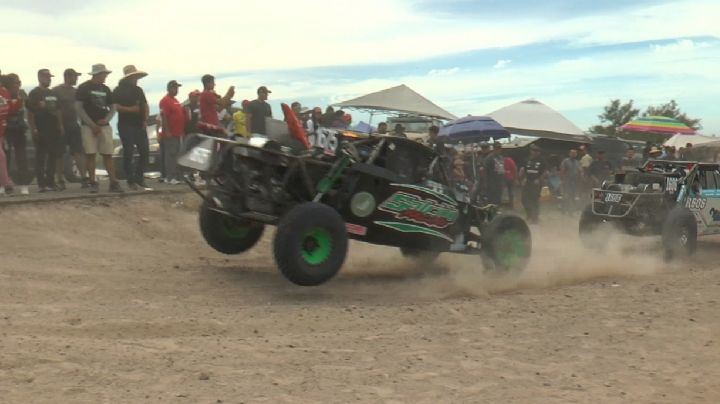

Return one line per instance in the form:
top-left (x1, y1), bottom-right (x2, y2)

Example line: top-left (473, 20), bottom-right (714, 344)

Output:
top-left (428, 67), bottom-right (461, 76)
top-left (493, 60), bottom-right (512, 69)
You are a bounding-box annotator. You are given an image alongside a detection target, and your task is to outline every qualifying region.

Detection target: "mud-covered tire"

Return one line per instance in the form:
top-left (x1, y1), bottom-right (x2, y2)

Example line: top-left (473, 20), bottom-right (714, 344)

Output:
top-left (662, 206), bottom-right (697, 260)
top-left (482, 214), bottom-right (532, 272)
top-left (399, 247), bottom-right (440, 263)
top-left (579, 203), bottom-right (610, 250)
top-left (273, 202), bottom-right (348, 286)
top-left (199, 201), bottom-right (265, 254)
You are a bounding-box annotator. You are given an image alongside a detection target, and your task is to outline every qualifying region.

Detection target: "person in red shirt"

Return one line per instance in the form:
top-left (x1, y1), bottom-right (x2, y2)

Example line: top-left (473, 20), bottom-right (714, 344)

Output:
top-left (0, 76), bottom-right (16, 194)
top-left (159, 80), bottom-right (189, 185)
top-left (197, 74), bottom-right (234, 137)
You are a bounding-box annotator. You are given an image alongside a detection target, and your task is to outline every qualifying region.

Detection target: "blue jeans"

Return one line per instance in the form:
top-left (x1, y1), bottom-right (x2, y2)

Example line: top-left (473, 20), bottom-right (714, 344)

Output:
top-left (118, 123), bottom-right (149, 185)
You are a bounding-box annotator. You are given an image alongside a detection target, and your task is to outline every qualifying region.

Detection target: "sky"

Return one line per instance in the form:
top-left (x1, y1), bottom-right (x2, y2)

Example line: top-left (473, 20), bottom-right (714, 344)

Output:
top-left (2, 0), bottom-right (719, 134)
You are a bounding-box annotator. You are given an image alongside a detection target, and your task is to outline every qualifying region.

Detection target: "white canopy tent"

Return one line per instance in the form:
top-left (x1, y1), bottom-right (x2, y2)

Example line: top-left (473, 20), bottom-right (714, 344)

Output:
top-left (487, 99), bottom-right (592, 143)
top-left (333, 84), bottom-right (457, 121)
top-left (663, 133), bottom-right (717, 148)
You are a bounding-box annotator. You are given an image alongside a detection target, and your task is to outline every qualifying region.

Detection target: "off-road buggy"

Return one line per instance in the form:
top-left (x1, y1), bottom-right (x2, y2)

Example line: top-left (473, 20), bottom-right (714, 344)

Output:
top-left (178, 107), bottom-right (531, 286)
top-left (579, 159), bottom-right (720, 258)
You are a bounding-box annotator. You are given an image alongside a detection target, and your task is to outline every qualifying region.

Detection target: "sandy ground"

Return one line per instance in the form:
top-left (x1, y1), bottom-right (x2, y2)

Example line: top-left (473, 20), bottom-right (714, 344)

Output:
top-left (1, 193), bottom-right (719, 404)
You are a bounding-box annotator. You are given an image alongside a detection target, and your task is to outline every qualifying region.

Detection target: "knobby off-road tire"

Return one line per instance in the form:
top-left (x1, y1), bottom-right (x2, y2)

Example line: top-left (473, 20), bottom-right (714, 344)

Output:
top-left (482, 214), bottom-right (532, 272)
top-left (199, 201), bottom-right (265, 254)
top-left (273, 202), bottom-right (349, 286)
top-left (662, 206), bottom-right (697, 261)
top-left (578, 203), bottom-right (611, 251)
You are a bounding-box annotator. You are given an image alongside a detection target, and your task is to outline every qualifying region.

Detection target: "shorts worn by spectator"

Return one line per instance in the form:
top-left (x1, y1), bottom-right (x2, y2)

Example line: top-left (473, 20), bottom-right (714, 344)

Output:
top-left (113, 65), bottom-right (151, 190)
top-left (76, 63), bottom-right (122, 193)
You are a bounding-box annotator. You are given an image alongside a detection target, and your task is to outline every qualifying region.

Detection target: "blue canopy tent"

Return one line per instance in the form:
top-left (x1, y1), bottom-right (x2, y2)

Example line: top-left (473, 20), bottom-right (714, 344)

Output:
top-left (438, 116), bottom-right (510, 143)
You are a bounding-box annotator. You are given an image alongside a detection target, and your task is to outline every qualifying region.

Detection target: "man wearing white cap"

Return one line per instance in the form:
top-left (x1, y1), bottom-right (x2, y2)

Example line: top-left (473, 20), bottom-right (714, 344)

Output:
top-left (113, 65), bottom-right (150, 190)
top-left (76, 63), bottom-right (122, 193)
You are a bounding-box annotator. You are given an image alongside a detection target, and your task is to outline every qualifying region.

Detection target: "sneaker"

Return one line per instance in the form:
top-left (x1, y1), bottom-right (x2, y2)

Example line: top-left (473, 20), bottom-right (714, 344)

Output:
top-left (109, 181), bottom-right (124, 193)
top-left (136, 181), bottom-right (153, 191)
top-left (158, 177), bottom-right (166, 183)
top-left (89, 181), bottom-right (99, 194)
top-left (20, 186), bottom-right (29, 195)
top-left (46, 185), bottom-right (58, 192)
top-left (81, 178), bottom-right (91, 189)
top-left (127, 182), bottom-right (139, 191)
top-left (168, 179), bottom-right (182, 185)
top-left (4, 187), bottom-right (13, 196)
top-left (0, 187), bottom-right (4, 196)
top-left (39, 186), bottom-right (48, 193)
top-left (56, 182), bottom-right (66, 191)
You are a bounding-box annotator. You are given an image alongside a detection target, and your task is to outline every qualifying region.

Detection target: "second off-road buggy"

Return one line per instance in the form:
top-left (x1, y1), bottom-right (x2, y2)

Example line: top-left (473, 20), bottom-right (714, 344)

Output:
top-left (178, 106), bottom-right (531, 286)
top-left (579, 159), bottom-right (720, 258)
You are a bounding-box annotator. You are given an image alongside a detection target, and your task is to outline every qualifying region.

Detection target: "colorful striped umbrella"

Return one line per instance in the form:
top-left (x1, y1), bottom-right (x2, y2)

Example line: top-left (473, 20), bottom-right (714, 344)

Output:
top-left (620, 116), bottom-right (696, 135)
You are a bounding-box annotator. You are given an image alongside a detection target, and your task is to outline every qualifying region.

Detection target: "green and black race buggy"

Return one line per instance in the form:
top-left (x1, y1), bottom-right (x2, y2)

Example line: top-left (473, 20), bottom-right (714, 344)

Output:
top-left (579, 159), bottom-right (720, 258)
top-left (178, 113), bottom-right (531, 286)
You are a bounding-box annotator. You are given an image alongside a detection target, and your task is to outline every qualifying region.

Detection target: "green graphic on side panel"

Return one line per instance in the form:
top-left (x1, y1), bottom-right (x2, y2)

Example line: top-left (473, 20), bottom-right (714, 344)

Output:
top-left (374, 221), bottom-right (453, 242)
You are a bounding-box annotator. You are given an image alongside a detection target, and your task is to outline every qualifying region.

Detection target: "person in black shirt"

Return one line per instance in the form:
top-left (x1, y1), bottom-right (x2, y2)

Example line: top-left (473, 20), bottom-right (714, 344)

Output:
top-left (26, 69), bottom-right (63, 192)
top-left (113, 65), bottom-right (150, 190)
top-left (245, 86), bottom-right (272, 135)
top-left (588, 150), bottom-right (613, 188)
top-left (482, 143), bottom-right (505, 205)
top-left (519, 145), bottom-right (547, 223)
top-left (76, 63), bottom-right (122, 193)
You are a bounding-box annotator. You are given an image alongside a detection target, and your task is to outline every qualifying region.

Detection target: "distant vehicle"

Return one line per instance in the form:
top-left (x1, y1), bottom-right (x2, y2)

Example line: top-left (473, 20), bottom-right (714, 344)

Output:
top-left (579, 159), bottom-right (720, 259)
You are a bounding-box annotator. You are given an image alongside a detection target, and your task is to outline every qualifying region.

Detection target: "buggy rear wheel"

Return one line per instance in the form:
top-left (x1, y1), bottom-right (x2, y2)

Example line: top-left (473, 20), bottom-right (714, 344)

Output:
top-left (273, 202), bottom-right (348, 286)
top-left (482, 214), bottom-right (531, 272)
top-left (662, 206), bottom-right (697, 260)
top-left (199, 201), bottom-right (265, 254)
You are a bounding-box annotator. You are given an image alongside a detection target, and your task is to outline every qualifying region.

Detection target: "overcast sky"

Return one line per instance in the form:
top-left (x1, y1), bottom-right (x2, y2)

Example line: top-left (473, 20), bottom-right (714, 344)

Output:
top-left (2, 0), bottom-right (719, 134)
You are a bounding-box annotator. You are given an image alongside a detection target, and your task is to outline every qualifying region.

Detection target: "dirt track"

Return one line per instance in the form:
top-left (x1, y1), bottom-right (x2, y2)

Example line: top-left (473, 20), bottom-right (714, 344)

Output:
top-left (1, 194), bottom-right (719, 403)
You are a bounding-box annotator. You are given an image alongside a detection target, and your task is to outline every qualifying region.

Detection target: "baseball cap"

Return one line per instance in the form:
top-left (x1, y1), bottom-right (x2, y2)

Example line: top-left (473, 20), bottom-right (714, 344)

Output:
top-left (167, 80), bottom-right (182, 89)
top-left (63, 68), bottom-right (81, 77)
top-left (257, 86), bottom-right (272, 94)
top-left (38, 68), bottom-right (54, 77)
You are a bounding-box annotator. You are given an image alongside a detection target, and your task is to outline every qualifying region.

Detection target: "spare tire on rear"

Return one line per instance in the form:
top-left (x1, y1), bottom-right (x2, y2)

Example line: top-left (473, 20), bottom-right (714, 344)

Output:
top-left (662, 206), bottom-right (697, 260)
top-left (273, 202), bottom-right (348, 286)
top-left (481, 214), bottom-right (532, 272)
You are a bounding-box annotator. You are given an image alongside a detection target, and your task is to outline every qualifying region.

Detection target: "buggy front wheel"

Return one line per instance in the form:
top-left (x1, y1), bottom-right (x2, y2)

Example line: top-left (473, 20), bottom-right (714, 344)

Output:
top-left (273, 202), bottom-right (349, 286)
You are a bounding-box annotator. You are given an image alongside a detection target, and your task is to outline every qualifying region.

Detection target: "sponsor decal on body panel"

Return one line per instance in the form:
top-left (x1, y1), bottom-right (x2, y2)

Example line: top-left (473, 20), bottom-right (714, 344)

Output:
top-left (373, 221), bottom-right (453, 242)
top-left (378, 191), bottom-right (459, 229)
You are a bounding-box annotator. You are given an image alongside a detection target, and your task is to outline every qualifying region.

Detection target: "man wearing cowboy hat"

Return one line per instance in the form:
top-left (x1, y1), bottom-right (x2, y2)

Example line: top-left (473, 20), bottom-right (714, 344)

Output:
top-left (76, 63), bottom-right (122, 193)
top-left (113, 65), bottom-right (150, 191)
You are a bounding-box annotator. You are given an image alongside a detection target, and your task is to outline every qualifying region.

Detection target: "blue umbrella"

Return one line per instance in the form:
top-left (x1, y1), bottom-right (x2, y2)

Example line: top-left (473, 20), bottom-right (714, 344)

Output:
top-left (438, 116), bottom-right (510, 143)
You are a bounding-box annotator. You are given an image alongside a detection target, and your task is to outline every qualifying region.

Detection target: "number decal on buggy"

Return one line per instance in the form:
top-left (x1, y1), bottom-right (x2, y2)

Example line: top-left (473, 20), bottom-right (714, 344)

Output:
top-left (604, 193), bottom-right (622, 203)
top-left (666, 178), bottom-right (678, 193)
top-left (308, 128), bottom-right (339, 156)
top-left (685, 197), bottom-right (707, 210)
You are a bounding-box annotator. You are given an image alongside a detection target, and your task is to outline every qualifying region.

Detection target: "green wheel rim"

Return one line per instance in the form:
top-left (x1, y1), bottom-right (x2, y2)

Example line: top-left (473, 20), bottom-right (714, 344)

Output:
top-left (222, 218), bottom-right (251, 239)
top-left (301, 228), bottom-right (332, 265)
top-left (495, 230), bottom-right (528, 269)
